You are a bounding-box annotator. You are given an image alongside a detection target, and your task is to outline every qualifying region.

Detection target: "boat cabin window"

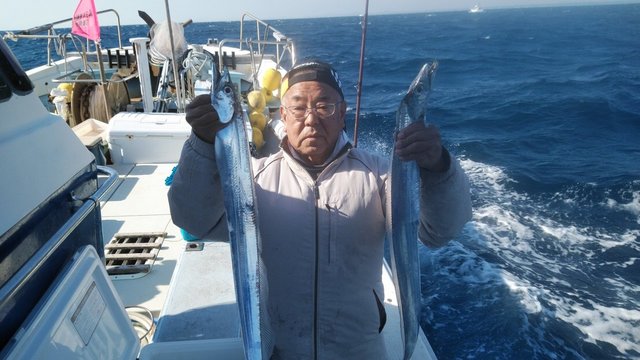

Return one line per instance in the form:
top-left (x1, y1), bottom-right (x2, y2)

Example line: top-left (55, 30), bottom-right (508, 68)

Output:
top-left (0, 38), bottom-right (34, 102)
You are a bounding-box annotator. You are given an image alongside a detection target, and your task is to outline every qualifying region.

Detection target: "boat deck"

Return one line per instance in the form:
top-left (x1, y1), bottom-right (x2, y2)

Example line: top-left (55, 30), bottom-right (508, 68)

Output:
top-left (100, 163), bottom-right (182, 317)
top-left (99, 162), bottom-right (436, 359)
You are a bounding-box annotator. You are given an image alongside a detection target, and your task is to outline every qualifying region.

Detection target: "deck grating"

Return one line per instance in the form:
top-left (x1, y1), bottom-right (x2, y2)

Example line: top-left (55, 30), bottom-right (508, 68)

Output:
top-left (105, 232), bottom-right (166, 276)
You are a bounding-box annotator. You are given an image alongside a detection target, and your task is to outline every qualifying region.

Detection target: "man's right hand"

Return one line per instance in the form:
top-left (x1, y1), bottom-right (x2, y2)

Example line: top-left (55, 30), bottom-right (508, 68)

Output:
top-left (185, 94), bottom-right (227, 144)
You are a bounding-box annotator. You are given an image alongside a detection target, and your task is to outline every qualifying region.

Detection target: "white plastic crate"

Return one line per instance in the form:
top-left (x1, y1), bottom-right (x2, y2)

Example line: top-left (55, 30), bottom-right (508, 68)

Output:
top-left (1, 246), bottom-right (139, 359)
top-left (108, 112), bottom-right (190, 164)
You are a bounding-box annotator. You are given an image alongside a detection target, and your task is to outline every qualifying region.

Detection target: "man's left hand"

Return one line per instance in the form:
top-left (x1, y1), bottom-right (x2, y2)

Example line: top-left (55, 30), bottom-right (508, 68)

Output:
top-left (395, 122), bottom-right (446, 172)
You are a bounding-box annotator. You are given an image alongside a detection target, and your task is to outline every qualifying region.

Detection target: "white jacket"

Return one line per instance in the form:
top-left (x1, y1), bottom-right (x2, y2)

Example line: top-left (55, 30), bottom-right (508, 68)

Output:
top-left (168, 133), bottom-right (472, 359)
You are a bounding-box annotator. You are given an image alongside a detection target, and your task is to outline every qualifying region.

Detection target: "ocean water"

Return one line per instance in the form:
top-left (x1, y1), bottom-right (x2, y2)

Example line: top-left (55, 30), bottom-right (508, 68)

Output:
top-left (6, 4), bottom-right (640, 359)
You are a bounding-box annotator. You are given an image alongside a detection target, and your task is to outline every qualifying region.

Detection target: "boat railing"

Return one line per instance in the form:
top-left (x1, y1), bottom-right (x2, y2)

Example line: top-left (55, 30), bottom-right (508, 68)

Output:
top-left (216, 12), bottom-right (295, 73)
top-left (3, 9), bottom-right (123, 67)
top-left (3, 10), bottom-right (133, 121)
top-left (3, 8), bottom-right (126, 99)
top-left (49, 68), bottom-right (137, 85)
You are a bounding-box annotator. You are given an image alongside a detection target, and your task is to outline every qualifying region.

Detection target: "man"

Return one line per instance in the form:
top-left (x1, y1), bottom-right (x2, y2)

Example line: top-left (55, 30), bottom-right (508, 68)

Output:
top-left (168, 59), bottom-right (472, 359)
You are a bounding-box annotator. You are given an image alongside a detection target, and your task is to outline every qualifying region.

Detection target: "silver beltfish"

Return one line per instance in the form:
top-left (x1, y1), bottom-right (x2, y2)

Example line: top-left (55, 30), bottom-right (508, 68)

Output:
top-left (212, 66), bottom-right (274, 359)
top-left (387, 61), bottom-right (438, 360)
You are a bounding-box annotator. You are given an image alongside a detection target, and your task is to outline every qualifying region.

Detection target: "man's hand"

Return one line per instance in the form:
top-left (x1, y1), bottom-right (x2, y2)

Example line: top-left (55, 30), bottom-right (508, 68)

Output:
top-left (185, 94), bottom-right (226, 144)
top-left (395, 122), bottom-right (447, 172)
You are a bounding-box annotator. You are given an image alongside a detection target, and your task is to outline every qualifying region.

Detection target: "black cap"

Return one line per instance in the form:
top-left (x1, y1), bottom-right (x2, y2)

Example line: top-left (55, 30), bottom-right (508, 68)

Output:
top-left (280, 59), bottom-right (344, 100)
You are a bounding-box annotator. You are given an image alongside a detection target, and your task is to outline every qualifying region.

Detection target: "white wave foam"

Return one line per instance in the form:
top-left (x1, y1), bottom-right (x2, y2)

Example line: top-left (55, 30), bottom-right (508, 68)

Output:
top-left (501, 271), bottom-right (544, 314)
top-left (538, 223), bottom-right (590, 243)
top-left (594, 228), bottom-right (640, 250)
top-left (461, 158), bottom-right (514, 193)
top-left (426, 240), bottom-right (505, 286)
top-left (472, 210), bottom-right (535, 252)
top-left (457, 158), bottom-right (640, 356)
top-left (606, 190), bottom-right (640, 224)
top-left (558, 300), bottom-right (640, 356)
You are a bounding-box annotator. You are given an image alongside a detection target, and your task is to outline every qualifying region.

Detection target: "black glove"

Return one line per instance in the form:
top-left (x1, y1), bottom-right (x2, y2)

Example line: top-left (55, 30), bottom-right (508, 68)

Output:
top-left (185, 94), bottom-right (227, 143)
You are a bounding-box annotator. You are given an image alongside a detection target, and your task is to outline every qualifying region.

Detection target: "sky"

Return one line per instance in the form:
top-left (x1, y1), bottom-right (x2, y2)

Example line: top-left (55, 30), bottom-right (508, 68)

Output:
top-left (1, 0), bottom-right (637, 30)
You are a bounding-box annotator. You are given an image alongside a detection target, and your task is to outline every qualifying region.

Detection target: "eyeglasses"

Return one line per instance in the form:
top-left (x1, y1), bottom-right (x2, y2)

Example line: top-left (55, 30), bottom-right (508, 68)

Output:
top-left (284, 101), bottom-right (342, 120)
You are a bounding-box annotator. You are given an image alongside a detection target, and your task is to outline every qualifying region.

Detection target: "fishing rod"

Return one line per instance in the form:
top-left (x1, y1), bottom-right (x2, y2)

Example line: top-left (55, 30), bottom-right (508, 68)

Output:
top-left (353, 0), bottom-right (369, 148)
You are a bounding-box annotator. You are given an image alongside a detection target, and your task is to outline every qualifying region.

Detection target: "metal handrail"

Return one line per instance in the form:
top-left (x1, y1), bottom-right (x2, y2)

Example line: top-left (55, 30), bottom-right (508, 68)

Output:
top-left (0, 165), bottom-right (119, 302)
top-left (239, 13), bottom-right (285, 53)
top-left (234, 13), bottom-right (295, 68)
top-left (216, 36), bottom-right (295, 74)
top-left (49, 69), bottom-right (138, 84)
top-left (3, 9), bottom-right (123, 72)
top-left (94, 166), bottom-right (120, 202)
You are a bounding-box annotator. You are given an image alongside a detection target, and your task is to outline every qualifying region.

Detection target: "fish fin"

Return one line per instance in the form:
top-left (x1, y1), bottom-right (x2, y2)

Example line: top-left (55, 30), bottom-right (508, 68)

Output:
top-left (137, 11), bottom-right (155, 28)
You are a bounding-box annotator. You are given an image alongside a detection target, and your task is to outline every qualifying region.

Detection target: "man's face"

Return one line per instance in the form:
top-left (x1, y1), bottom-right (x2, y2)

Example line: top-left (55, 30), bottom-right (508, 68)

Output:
top-left (280, 81), bottom-right (346, 165)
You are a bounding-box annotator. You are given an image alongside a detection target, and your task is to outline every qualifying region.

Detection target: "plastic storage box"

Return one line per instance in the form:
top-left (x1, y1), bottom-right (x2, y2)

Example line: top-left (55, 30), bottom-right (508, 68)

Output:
top-left (108, 112), bottom-right (190, 164)
top-left (0, 246), bottom-right (139, 359)
top-left (72, 119), bottom-right (108, 165)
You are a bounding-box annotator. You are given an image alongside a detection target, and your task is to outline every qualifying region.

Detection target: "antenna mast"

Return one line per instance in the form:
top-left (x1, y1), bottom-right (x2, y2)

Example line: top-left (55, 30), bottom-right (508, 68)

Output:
top-left (353, 0), bottom-right (369, 147)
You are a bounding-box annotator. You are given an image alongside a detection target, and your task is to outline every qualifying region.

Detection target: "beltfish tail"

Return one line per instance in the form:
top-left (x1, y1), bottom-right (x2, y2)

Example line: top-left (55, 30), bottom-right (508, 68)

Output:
top-left (213, 66), bottom-right (274, 359)
top-left (387, 61), bottom-right (438, 360)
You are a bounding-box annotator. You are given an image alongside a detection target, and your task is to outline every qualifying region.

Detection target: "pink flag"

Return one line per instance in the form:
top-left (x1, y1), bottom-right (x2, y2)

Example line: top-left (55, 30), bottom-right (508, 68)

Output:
top-left (71, 0), bottom-right (100, 41)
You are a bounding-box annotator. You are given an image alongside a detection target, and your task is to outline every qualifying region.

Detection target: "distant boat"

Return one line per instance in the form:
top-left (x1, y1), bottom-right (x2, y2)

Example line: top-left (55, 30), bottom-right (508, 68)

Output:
top-left (469, 4), bottom-right (484, 13)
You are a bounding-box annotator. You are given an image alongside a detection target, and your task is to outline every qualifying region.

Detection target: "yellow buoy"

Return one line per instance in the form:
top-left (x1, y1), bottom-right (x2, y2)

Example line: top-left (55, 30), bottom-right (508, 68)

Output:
top-left (249, 111), bottom-right (267, 131)
top-left (247, 90), bottom-right (266, 111)
top-left (252, 127), bottom-right (265, 150)
top-left (58, 83), bottom-right (73, 99)
top-left (261, 88), bottom-right (274, 103)
top-left (261, 68), bottom-right (281, 91)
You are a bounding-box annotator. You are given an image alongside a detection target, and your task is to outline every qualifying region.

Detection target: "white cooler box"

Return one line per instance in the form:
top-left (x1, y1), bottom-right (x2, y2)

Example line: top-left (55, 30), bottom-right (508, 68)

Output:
top-left (1, 246), bottom-right (140, 359)
top-left (108, 112), bottom-right (191, 164)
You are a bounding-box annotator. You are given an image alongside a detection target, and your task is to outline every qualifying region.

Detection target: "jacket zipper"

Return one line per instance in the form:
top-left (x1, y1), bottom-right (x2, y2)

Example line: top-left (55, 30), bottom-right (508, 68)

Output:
top-left (313, 183), bottom-right (320, 360)
top-left (325, 203), bottom-right (332, 264)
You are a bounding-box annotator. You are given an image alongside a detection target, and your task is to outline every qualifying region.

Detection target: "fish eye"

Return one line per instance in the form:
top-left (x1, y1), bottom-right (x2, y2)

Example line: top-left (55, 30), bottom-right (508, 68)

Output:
top-left (223, 85), bottom-right (233, 94)
top-left (416, 84), bottom-right (424, 93)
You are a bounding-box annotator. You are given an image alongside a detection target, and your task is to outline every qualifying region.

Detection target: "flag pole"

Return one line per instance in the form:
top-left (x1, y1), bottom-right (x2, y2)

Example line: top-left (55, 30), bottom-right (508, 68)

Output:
top-left (164, 0), bottom-right (184, 112)
top-left (95, 40), bottom-right (112, 120)
top-left (353, 0), bottom-right (369, 148)
top-left (71, 0), bottom-right (111, 120)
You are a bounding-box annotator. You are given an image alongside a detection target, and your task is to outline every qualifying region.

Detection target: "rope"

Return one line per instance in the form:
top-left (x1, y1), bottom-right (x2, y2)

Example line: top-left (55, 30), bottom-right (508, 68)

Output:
top-left (149, 44), bottom-right (169, 67)
top-left (182, 50), bottom-right (210, 77)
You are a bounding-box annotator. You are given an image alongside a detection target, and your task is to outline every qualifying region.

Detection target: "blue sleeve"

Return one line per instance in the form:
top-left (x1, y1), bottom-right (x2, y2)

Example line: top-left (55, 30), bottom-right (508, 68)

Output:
top-left (168, 132), bottom-right (228, 240)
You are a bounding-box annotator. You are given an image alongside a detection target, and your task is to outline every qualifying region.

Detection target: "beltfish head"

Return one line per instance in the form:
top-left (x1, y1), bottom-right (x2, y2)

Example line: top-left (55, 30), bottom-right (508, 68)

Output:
top-left (403, 61), bottom-right (438, 122)
top-left (211, 66), bottom-right (238, 124)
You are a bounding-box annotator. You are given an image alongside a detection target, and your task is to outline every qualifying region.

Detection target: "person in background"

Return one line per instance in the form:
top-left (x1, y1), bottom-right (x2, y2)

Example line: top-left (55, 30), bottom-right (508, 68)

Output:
top-left (168, 59), bottom-right (472, 359)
